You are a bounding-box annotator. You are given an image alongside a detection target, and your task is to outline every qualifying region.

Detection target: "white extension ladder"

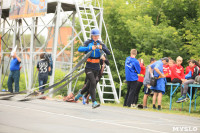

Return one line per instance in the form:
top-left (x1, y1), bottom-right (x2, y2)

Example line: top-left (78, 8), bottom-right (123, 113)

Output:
top-left (75, 0), bottom-right (119, 103)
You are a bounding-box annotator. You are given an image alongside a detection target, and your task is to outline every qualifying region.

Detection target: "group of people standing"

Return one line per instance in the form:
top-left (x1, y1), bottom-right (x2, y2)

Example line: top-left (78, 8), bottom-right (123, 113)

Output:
top-left (124, 51), bottom-right (200, 110)
top-left (6, 51), bottom-right (51, 94)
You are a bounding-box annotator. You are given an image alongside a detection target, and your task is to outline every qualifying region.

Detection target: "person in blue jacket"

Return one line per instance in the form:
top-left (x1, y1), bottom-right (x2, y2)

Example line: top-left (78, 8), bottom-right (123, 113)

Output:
top-left (124, 49), bottom-right (141, 107)
top-left (75, 28), bottom-right (110, 109)
top-left (7, 52), bottom-right (21, 93)
top-left (149, 57), bottom-right (169, 110)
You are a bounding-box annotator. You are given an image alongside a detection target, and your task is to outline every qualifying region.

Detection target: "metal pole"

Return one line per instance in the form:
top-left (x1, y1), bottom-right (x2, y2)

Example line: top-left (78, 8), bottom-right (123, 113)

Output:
top-left (28, 18), bottom-right (35, 90)
top-left (98, 9), bottom-right (103, 38)
top-left (13, 20), bottom-right (17, 49)
top-left (13, 20), bottom-right (17, 92)
top-left (75, 0), bottom-right (87, 41)
top-left (0, 18), bottom-right (3, 89)
top-left (19, 19), bottom-right (28, 90)
top-left (68, 11), bottom-right (76, 95)
top-left (49, 2), bottom-right (61, 97)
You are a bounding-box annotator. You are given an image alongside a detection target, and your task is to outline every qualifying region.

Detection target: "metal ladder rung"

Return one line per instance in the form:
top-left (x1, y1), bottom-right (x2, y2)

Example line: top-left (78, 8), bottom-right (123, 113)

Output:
top-left (80, 12), bottom-right (92, 15)
top-left (99, 85), bottom-right (113, 87)
top-left (102, 92), bottom-right (114, 94)
top-left (79, 6), bottom-right (91, 10)
top-left (103, 72), bottom-right (109, 74)
top-left (103, 99), bottom-right (115, 101)
top-left (84, 25), bottom-right (96, 28)
top-left (82, 18), bottom-right (95, 21)
top-left (101, 78), bottom-right (110, 81)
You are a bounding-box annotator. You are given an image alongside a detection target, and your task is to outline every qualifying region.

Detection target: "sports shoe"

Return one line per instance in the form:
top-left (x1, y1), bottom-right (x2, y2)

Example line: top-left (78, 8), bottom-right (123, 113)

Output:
top-left (153, 105), bottom-right (156, 109)
top-left (82, 95), bottom-right (86, 105)
top-left (157, 105), bottom-right (161, 110)
top-left (137, 104), bottom-right (143, 109)
top-left (92, 101), bottom-right (100, 109)
top-left (176, 96), bottom-right (186, 103)
top-left (131, 104), bottom-right (136, 108)
top-left (74, 92), bottom-right (82, 101)
top-left (143, 106), bottom-right (148, 109)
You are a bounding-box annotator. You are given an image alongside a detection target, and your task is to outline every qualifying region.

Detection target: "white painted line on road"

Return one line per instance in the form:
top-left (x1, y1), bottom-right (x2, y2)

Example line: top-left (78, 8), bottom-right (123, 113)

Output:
top-left (0, 103), bottom-right (168, 133)
top-left (29, 100), bottom-right (200, 127)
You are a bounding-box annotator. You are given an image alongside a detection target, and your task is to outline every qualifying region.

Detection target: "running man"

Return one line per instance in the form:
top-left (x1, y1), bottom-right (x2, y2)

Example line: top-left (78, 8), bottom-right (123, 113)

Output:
top-left (75, 28), bottom-right (110, 108)
top-left (75, 55), bottom-right (109, 104)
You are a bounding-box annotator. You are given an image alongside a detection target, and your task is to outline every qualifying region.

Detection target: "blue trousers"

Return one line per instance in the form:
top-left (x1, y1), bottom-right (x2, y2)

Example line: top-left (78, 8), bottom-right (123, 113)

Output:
top-left (7, 70), bottom-right (20, 93)
top-left (39, 76), bottom-right (48, 94)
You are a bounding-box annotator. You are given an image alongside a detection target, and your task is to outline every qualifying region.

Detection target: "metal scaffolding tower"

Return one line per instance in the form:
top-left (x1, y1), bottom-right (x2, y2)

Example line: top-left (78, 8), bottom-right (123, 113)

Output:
top-left (0, 0), bottom-right (122, 103)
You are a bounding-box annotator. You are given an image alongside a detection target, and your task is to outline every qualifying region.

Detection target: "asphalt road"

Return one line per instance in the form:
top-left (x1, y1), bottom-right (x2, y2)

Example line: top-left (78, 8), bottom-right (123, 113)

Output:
top-left (0, 96), bottom-right (199, 133)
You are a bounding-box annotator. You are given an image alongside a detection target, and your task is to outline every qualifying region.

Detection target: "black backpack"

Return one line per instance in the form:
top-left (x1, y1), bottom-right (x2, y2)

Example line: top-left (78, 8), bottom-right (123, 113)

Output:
top-left (150, 77), bottom-right (157, 87)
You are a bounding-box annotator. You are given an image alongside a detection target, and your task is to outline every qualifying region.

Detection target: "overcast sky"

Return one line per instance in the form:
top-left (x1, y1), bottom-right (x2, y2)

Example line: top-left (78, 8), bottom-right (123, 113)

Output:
top-left (0, 0), bottom-right (103, 44)
top-left (1, 0), bottom-right (91, 38)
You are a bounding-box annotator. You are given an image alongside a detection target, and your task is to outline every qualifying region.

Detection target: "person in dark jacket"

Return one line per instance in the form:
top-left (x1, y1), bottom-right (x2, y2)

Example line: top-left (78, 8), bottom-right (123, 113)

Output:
top-left (7, 52), bottom-right (21, 93)
top-left (124, 49), bottom-right (141, 107)
top-left (176, 60), bottom-right (200, 103)
top-left (37, 53), bottom-right (51, 94)
top-left (75, 28), bottom-right (110, 109)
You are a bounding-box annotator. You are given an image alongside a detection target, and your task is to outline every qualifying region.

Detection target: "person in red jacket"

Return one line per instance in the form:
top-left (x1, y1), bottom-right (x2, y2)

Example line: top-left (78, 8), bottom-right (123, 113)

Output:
top-left (169, 59), bottom-right (175, 69)
top-left (163, 57), bottom-right (173, 82)
top-left (185, 60), bottom-right (193, 75)
top-left (131, 58), bottom-right (145, 107)
top-left (163, 67), bottom-right (170, 82)
top-left (171, 56), bottom-right (185, 84)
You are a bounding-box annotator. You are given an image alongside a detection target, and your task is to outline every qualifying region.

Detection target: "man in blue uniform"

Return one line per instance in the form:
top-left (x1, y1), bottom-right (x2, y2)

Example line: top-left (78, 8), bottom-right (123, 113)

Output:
top-left (7, 52), bottom-right (21, 93)
top-left (124, 49), bottom-right (141, 107)
top-left (75, 28), bottom-right (110, 109)
top-left (149, 57), bottom-right (169, 110)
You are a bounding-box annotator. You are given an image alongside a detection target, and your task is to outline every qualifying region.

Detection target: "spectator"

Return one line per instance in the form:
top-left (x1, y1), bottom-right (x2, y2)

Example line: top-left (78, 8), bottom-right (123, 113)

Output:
top-left (124, 49), bottom-right (141, 107)
top-left (149, 57), bottom-right (169, 110)
top-left (185, 60), bottom-right (196, 100)
top-left (37, 53), bottom-right (51, 94)
top-left (176, 60), bottom-right (200, 103)
top-left (143, 58), bottom-right (156, 109)
top-left (169, 59), bottom-right (175, 68)
top-left (168, 59), bottom-right (175, 78)
top-left (185, 60), bottom-right (192, 75)
top-left (131, 58), bottom-right (145, 107)
top-left (170, 56), bottom-right (185, 84)
top-left (7, 52), bottom-right (21, 93)
top-left (163, 60), bottom-right (171, 82)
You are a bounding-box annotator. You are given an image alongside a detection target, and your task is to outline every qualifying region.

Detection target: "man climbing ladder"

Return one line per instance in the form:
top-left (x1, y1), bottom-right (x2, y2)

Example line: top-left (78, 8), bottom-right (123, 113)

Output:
top-left (75, 28), bottom-right (111, 109)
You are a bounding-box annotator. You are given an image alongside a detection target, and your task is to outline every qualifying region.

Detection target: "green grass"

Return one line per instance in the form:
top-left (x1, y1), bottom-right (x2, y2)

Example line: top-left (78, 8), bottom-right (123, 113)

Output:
top-left (102, 102), bottom-right (200, 118)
